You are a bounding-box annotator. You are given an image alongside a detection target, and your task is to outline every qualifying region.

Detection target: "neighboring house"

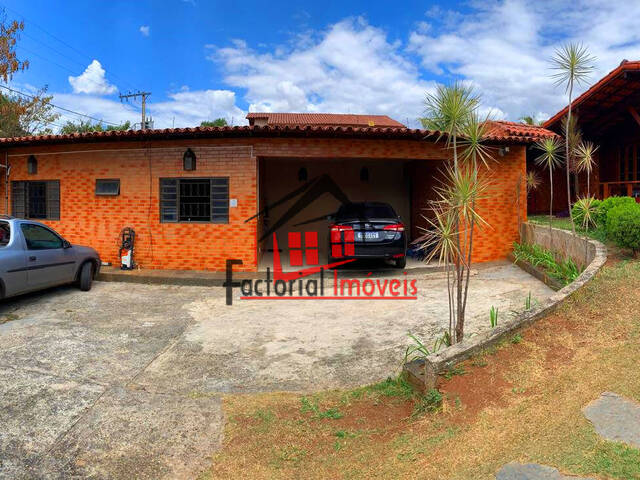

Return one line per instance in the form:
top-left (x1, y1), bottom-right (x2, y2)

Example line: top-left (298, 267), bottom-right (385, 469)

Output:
top-left (530, 60), bottom-right (640, 214)
top-left (0, 113), bottom-right (553, 271)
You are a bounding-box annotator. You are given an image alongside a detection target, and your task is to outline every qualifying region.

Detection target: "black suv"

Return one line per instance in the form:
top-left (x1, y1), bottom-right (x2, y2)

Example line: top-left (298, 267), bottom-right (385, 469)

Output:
top-left (328, 202), bottom-right (407, 268)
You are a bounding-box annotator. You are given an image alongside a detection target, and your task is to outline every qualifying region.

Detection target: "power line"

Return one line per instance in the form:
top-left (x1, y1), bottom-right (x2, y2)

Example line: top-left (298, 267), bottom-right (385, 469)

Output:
top-left (0, 84), bottom-right (121, 126)
top-left (0, 2), bottom-right (139, 92)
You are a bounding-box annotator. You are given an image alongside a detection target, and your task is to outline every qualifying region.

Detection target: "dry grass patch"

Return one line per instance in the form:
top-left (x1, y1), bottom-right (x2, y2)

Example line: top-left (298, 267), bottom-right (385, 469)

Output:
top-left (203, 260), bottom-right (640, 479)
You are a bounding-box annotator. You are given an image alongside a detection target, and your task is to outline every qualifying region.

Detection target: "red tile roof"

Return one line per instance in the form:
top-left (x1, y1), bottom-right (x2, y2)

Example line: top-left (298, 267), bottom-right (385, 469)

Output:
top-left (0, 121), bottom-right (556, 148)
top-left (485, 120), bottom-right (556, 141)
top-left (544, 60), bottom-right (640, 130)
top-left (246, 112), bottom-right (405, 127)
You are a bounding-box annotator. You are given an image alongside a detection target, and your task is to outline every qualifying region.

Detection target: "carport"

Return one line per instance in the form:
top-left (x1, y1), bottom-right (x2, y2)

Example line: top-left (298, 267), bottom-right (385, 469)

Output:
top-left (257, 156), bottom-right (445, 268)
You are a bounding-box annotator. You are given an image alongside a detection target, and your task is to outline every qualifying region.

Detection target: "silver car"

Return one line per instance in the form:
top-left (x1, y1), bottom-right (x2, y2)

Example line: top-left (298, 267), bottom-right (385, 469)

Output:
top-left (0, 216), bottom-right (101, 299)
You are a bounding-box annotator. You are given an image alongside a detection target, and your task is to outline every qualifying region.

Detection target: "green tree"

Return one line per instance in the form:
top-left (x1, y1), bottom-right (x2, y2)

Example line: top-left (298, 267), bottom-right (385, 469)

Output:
top-left (519, 115), bottom-right (543, 126)
top-left (0, 9), bottom-right (28, 82)
top-left (0, 11), bottom-right (58, 137)
top-left (59, 120), bottom-right (131, 134)
top-left (551, 43), bottom-right (595, 234)
top-left (0, 87), bottom-right (58, 137)
top-left (200, 118), bottom-right (228, 127)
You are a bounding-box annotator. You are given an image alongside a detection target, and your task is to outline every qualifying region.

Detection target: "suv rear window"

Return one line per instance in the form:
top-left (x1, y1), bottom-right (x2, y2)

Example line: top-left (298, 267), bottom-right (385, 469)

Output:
top-left (0, 222), bottom-right (9, 247)
top-left (337, 203), bottom-right (396, 219)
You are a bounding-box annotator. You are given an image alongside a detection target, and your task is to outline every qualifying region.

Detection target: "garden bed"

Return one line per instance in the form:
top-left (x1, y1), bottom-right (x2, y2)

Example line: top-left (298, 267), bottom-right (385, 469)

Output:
top-left (404, 223), bottom-right (607, 392)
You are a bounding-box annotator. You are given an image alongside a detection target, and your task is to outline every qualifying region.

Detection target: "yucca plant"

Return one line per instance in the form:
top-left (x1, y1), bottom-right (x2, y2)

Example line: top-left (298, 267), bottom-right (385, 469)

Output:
top-left (551, 42), bottom-right (595, 234)
top-left (534, 136), bottom-right (564, 233)
top-left (423, 81), bottom-right (479, 171)
top-left (526, 171), bottom-right (541, 194)
top-left (572, 196), bottom-right (599, 231)
top-left (419, 84), bottom-right (492, 344)
top-left (574, 141), bottom-right (599, 197)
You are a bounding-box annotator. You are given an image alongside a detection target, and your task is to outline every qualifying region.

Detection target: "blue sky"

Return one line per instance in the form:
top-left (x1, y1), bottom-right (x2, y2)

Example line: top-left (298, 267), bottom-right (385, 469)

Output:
top-left (3, 0), bottom-right (640, 129)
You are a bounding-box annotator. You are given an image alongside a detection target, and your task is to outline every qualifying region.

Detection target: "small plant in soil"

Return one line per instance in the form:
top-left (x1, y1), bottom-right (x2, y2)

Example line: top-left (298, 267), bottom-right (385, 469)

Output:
top-left (489, 306), bottom-right (498, 328)
top-left (511, 333), bottom-right (523, 344)
top-left (412, 388), bottom-right (443, 417)
top-left (300, 397), bottom-right (343, 420)
top-left (524, 291), bottom-right (532, 311)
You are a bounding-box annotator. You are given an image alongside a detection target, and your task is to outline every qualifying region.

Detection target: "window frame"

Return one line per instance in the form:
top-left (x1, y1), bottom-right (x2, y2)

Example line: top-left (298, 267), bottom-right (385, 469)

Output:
top-left (95, 178), bottom-right (121, 196)
top-left (11, 180), bottom-right (61, 221)
top-left (159, 177), bottom-right (229, 224)
top-left (0, 221), bottom-right (10, 247)
top-left (19, 222), bottom-right (65, 250)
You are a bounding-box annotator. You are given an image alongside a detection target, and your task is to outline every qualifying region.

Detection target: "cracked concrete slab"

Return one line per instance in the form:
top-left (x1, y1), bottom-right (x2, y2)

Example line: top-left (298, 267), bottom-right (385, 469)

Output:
top-left (133, 261), bottom-right (554, 394)
top-left (37, 387), bottom-right (223, 480)
top-left (0, 261), bottom-right (553, 478)
top-left (583, 391), bottom-right (640, 447)
top-left (0, 367), bottom-right (105, 478)
top-left (496, 463), bottom-right (595, 479)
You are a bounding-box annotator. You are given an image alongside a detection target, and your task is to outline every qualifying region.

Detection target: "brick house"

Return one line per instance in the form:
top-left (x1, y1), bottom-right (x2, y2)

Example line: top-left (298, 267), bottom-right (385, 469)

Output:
top-left (0, 113), bottom-right (553, 271)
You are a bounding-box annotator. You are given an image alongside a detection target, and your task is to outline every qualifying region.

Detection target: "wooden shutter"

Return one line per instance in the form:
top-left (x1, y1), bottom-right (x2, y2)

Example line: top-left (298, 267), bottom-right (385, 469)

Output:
top-left (160, 178), bottom-right (178, 222)
top-left (211, 177), bottom-right (229, 223)
top-left (11, 181), bottom-right (26, 218)
top-left (46, 180), bottom-right (60, 220)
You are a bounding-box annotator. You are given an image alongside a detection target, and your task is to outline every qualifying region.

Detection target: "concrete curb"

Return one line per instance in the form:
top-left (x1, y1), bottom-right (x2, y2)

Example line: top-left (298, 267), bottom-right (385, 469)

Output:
top-left (404, 224), bottom-right (607, 392)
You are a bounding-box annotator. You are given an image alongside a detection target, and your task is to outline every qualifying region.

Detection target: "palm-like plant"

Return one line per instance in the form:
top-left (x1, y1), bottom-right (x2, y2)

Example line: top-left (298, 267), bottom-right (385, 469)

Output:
top-left (526, 171), bottom-right (541, 194)
top-left (574, 141), bottom-right (599, 197)
top-left (423, 82), bottom-right (479, 171)
top-left (420, 88), bottom-right (492, 344)
top-left (534, 137), bottom-right (564, 233)
top-left (551, 42), bottom-right (595, 233)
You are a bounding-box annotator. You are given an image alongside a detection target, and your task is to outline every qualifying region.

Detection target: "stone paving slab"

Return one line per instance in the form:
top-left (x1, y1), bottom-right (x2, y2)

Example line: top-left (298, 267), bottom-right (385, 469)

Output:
top-left (583, 391), bottom-right (640, 447)
top-left (496, 463), bottom-right (595, 479)
top-left (36, 387), bottom-right (224, 480)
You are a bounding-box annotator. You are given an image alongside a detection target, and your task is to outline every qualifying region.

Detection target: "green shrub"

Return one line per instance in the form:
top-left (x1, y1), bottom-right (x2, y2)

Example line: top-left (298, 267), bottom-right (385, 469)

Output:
top-left (572, 197), bottom-right (601, 230)
top-left (607, 203), bottom-right (640, 255)
top-left (596, 196), bottom-right (636, 230)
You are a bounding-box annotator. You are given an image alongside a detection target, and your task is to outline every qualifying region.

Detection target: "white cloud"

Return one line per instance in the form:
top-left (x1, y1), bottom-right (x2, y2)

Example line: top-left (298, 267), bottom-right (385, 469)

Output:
top-left (408, 0), bottom-right (640, 120)
top-left (68, 60), bottom-right (118, 95)
top-left (209, 18), bottom-right (435, 127)
top-left (150, 89), bottom-right (246, 127)
top-left (139, 25), bottom-right (150, 37)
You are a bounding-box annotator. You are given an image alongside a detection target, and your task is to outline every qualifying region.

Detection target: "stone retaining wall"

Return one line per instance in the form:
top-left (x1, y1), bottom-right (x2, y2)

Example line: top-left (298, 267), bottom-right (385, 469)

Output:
top-left (404, 223), bottom-right (607, 392)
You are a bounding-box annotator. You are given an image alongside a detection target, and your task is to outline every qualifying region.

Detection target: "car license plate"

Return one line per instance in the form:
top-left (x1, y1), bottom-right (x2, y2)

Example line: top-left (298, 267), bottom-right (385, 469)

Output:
top-left (358, 231), bottom-right (379, 240)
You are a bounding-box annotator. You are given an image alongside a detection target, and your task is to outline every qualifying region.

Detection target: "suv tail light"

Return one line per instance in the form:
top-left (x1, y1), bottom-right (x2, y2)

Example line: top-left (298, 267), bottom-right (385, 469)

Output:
top-left (383, 223), bottom-right (405, 232)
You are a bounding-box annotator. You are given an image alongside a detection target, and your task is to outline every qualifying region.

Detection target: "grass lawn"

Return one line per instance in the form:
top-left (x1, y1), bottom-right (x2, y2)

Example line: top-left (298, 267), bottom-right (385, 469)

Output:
top-left (527, 214), bottom-right (608, 243)
top-left (200, 259), bottom-right (640, 479)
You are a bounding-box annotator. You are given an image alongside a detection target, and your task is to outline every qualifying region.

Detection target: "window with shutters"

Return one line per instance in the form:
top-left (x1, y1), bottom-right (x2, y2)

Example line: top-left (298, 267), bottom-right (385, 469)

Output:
top-left (159, 177), bottom-right (229, 223)
top-left (11, 180), bottom-right (60, 220)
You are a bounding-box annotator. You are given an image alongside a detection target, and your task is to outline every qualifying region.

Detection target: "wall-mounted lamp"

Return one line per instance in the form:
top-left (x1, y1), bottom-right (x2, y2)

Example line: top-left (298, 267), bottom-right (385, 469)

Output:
top-left (498, 146), bottom-right (510, 157)
top-left (27, 155), bottom-right (37, 174)
top-left (183, 148), bottom-right (196, 171)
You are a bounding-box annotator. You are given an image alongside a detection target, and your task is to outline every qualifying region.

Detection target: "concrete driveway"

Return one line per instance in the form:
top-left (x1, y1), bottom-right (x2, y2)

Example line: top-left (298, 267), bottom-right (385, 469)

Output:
top-left (0, 261), bottom-right (553, 479)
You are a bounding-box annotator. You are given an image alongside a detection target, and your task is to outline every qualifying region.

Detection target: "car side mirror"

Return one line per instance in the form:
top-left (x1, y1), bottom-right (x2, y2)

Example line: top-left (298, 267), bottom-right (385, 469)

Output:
top-left (63, 240), bottom-right (72, 249)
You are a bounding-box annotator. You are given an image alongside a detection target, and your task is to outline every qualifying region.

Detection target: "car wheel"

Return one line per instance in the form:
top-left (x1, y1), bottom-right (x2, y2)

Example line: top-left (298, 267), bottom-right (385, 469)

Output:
top-left (78, 261), bottom-right (94, 291)
top-left (394, 256), bottom-right (406, 269)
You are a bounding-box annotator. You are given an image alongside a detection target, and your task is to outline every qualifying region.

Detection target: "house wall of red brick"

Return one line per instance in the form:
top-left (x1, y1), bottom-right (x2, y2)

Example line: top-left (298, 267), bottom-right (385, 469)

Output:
top-left (0, 137), bottom-right (527, 270)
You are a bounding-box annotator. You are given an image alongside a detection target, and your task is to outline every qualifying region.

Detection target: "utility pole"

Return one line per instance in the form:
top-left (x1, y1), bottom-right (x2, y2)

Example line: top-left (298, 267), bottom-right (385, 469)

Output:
top-left (119, 91), bottom-right (151, 130)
